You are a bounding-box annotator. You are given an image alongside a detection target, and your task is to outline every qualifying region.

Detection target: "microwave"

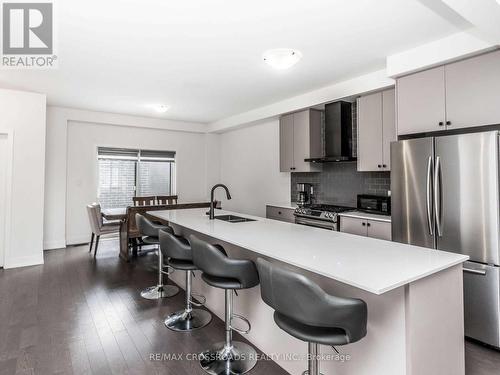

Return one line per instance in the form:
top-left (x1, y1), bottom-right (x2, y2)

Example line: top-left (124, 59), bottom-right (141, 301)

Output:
top-left (357, 194), bottom-right (391, 215)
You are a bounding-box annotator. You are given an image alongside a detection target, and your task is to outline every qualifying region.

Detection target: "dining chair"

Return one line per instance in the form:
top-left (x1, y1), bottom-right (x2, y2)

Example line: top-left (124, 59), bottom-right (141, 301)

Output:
top-left (133, 196), bottom-right (156, 206)
top-left (156, 195), bottom-right (178, 205)
top-left (86, 203), bottom-right (120, 257)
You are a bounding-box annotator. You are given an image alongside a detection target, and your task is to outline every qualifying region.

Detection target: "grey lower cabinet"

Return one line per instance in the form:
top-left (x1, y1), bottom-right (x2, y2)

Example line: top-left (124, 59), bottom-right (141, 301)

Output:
top-left (339, 216), bottom-right (368, 237)
top-left (397, 50), bottom-right (500, 135)
top-left (340, 216), bottom-right (392, 241)
top-left (357, 88), bottom-right (396, 171)
top-left (279, 109), bottom-right (322, 173)
top-left (266, 205), bottom-right (295, 223)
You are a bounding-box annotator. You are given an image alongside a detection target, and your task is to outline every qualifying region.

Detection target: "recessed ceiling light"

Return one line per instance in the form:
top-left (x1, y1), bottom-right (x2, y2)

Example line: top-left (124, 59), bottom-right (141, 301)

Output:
top-left (263, 48), bottom-right (302, 70)
top-left (151, 104), bottom-right (169, 113)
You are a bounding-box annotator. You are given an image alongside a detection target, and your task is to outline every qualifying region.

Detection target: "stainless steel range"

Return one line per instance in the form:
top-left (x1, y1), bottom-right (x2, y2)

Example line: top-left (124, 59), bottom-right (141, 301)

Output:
top-left (294, 204), bottom-right (354, 230)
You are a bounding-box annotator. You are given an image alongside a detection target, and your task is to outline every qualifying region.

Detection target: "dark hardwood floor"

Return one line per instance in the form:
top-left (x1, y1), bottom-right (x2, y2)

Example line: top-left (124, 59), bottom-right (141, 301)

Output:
top-left (0, 239), bottom-right (287, 375)
top-left (0, 239), bottom-right (499, 375)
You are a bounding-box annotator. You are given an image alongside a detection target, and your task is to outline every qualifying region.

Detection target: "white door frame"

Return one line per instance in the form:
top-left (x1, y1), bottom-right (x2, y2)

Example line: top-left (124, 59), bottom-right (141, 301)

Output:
top-left (0, 130), bottom-right (14, 268)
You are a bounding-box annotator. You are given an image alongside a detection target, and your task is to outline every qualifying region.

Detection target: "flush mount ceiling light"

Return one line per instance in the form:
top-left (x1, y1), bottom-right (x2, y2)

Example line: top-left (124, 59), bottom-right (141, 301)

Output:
top-left (262, 48), bottom-right (302, 70)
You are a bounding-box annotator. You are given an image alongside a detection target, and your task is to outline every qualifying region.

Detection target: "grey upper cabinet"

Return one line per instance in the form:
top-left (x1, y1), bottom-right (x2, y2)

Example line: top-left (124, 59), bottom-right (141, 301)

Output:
top-left (293, 110), bottom-right (312, 172)
top-left (357, 88), bottom-right (396, 171)
top-left (357, 92), bottom-right (382, 171)
top-left (279, 109), bottom-right (322, 173)
top-left (397, 50), bottom-right (500, 135)
top-left (382, 89), bottom-right (396, 170)
top-left (445, 50), bottom-right (500, 130)
top-left (397, 66), bottom-right (446, 135)
top-left (279, 113), bottom-right (294, 172)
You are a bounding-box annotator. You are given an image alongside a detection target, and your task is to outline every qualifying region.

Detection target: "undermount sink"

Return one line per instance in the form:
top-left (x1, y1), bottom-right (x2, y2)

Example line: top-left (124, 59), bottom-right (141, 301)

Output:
top-left (214, 215), bottom-right (256, 223)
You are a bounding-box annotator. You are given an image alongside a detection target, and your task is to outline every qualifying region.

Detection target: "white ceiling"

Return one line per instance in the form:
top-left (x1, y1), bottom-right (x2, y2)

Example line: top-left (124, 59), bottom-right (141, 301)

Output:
top-left (0, 0), bottom-right (468, 123)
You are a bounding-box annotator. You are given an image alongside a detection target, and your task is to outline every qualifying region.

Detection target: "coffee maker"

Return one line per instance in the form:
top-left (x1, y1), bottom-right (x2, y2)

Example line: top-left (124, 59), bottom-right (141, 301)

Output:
top-left (296, 183), bottom-right (313, 207)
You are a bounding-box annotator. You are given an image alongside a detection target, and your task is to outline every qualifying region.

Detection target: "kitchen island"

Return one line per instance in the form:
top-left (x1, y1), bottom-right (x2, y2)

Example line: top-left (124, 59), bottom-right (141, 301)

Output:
top-left (149, 208), bottom-right (468, 375)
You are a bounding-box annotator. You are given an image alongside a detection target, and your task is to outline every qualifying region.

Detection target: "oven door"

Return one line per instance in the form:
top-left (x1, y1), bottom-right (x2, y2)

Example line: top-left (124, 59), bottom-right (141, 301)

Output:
top-left (295, 216), bottom-right (336, 230)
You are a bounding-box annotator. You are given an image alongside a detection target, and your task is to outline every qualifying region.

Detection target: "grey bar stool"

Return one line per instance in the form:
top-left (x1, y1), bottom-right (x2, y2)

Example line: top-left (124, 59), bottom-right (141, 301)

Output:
top-left (190, 235), bottom-right (260, 375)
top-left (256, 258), bottom-right (367, 375)
top-left (160, 230), bottom-right (212, 331)
top-left (136, 214), bottom-right (179, 300)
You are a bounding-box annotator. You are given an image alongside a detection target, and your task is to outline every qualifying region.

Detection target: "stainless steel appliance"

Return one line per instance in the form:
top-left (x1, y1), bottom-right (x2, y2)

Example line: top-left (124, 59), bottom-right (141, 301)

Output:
top-left (296, 183), bottom-right (313, 207)
top-left (294, 204), bottom-right (354, 230)
top-left (305, 101), bottom-right (355, 163)
top-left (391, 131), bottom-right (500, 348)
top-left (357, 194), bottom-right (390, 216)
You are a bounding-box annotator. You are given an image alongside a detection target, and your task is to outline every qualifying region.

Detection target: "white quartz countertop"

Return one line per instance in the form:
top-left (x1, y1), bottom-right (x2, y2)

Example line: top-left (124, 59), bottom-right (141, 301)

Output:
top-left (149, 208), bottom-right (468, 295)
top-left (338, 210), bottom-right (392, 223)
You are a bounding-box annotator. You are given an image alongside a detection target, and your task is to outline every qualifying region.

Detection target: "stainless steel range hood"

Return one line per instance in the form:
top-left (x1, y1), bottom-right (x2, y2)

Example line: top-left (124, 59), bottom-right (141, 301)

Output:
top-left (305, 101), bottom-right (355, 163)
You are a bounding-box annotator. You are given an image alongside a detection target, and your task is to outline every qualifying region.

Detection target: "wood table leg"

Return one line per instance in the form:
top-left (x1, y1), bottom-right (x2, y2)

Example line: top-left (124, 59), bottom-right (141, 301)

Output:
top-left (119, 221), bottom-right (129, 262)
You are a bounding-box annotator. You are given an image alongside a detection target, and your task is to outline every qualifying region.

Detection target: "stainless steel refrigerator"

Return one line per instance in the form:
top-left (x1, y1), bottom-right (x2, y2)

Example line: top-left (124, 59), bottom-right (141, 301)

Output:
top-left (391, 130), bottom-right (500, 348)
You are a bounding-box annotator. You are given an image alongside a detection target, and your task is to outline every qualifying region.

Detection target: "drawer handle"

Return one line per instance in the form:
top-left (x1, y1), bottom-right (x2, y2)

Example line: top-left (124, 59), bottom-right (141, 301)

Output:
top-left (463, 268), bottom-right (486, 276)
top-left (278, 211), bottom-right (282, 215)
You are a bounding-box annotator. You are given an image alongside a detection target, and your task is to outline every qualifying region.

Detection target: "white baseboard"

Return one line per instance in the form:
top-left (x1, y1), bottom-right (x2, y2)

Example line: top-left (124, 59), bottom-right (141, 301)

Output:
top-left (43, 239), bottom-right (67, 250)
top-left (4, 253), bottom-right (44, 269)
top-left (67, 233), bottom-right (118, 246)
top-left (66, 235), bottom-right (92, 246)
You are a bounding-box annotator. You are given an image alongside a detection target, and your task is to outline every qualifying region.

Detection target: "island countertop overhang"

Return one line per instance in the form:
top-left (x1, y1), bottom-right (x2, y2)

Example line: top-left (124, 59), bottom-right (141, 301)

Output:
top-left (148, 208), bottom-right (468, 295)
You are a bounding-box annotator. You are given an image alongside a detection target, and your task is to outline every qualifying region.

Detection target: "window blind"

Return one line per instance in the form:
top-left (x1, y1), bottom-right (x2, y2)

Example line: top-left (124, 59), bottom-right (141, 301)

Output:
top-left (97, 147), bottom-right (176, 209)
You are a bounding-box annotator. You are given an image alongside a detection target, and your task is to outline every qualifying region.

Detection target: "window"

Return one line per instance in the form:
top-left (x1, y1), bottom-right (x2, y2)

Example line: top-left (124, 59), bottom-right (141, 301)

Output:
top-left (97, 147), bottom-right (175, 209)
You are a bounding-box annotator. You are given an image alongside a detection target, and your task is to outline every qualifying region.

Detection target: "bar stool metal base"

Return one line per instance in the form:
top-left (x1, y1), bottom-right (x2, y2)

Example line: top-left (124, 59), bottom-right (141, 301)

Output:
top-left (164, 309), bottom-right (212, 331)
top-left (141, 248), bottom-right (179, 300)
top-left (199, 341), bottom-right (257, 375)
top-left (140, 284), bottom-right (179, 300)
top-left (301, 342), bottom-right (323, 375)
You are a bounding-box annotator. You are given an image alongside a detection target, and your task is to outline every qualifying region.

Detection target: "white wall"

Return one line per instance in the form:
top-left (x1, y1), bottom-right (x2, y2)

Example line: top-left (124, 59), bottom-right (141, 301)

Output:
top-left (209, 69), bottom-right (394, 132)
top-left (0, 89), bottom-right (46, 268)
top-left (219, 119), bottom-right (290, 217)
top-left (65, 121), bottom-right (212, 244)
top-left (44, 106), bottom-right (211, 249)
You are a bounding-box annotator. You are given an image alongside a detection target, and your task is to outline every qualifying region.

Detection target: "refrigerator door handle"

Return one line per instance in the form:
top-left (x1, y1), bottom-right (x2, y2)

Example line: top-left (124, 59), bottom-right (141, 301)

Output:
top-left (463, 267), bottom-right (487, 276)
top-left (434, 156), bottom-right (443, 237)
top-left (426, 156), bottom-right (434, 236)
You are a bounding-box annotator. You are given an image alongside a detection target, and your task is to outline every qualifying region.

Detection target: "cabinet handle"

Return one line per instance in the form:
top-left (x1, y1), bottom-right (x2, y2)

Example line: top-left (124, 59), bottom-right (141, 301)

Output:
top-left (446, 121), bottom-right (452, 126)
top-left (367, 222), bottom-right (371, 227)
top-left (438, 121), bottom-right (444, 126)
top-left (382, 164), bottom-right (387, 168)
top-left (377, 164), bottom-right (382, 168)
top-left (362, 222), bottom-right (366, 226)
top-left (278, 211), bottom-right (282, 215)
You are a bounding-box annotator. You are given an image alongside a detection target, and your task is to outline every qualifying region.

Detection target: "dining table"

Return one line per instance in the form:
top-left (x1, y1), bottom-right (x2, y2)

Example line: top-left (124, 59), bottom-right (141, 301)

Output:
top-left (101, 207), bottom-right (127, 221)
top-left (100, 202), bottom-right (213, 261)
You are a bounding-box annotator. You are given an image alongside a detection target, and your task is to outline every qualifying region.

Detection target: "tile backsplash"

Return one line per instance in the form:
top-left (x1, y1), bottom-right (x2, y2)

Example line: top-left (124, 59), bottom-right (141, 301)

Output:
top-left (291, 163), bottom-right (390, 207)
top-left (290, 100), bottom-right (391, 207)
